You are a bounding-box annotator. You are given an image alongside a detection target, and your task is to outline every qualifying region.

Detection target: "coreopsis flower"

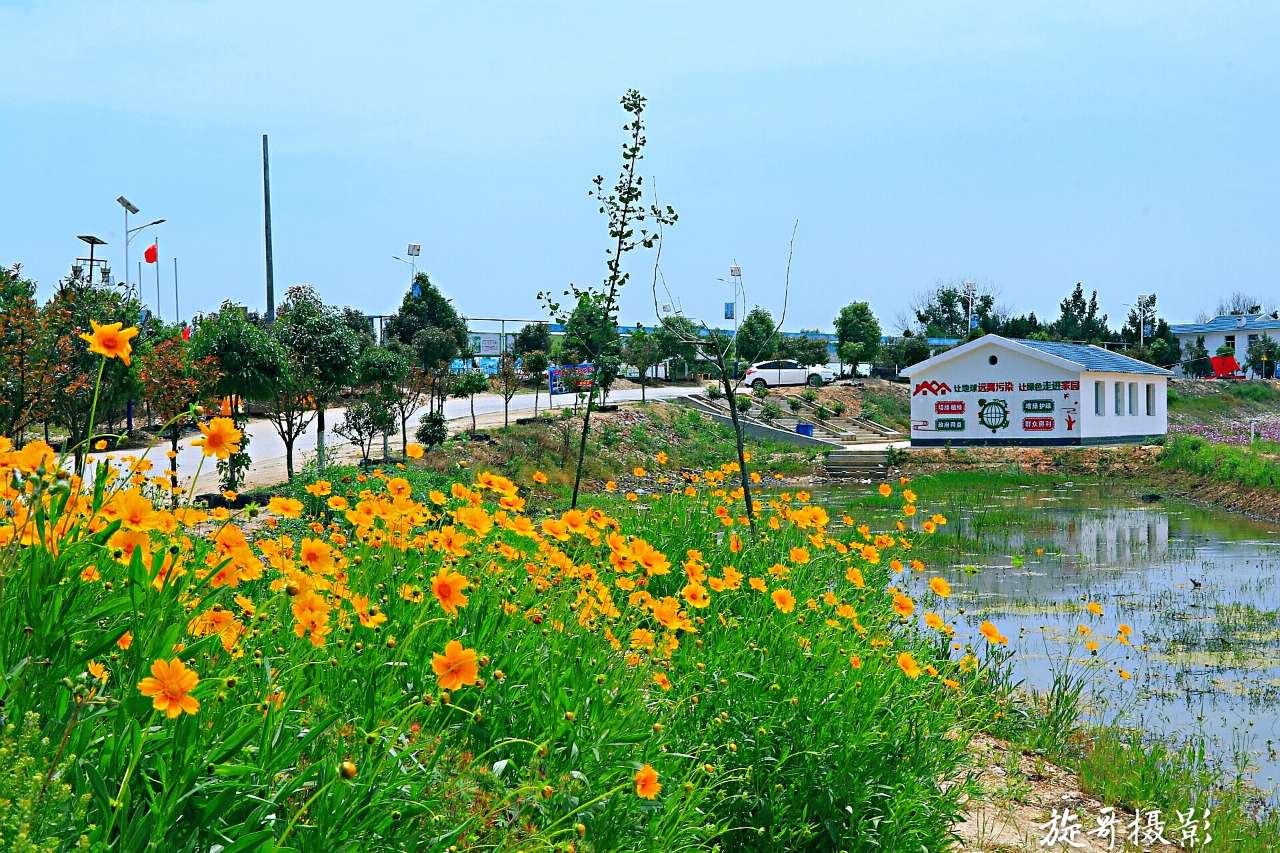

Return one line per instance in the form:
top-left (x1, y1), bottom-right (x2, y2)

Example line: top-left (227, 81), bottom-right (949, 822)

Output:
top-left (1086, 601), bottom-right (1104, 616)
top-left (193, 417), bottom-right (243, 460)
top-left (405, 443), bottom-right (425, 459)
top-left (138, 658), bottom-right (200, 718)
top-left (305, 480), bottom-right (332, 497)
top-left (655, 451), bottom-right (668, 465)
top-left (432, 640), bottom-right (479, 690)
top-left (928, 576), bottom-right (951, 598)
top-left (896, 651), bottom-right (922, 679)
top-left (533, 470), bottom-right (549, 484)
top-left (979, 620), bottom-right (1008, 646)
top-left (267, 497), bottom-right (304, 519)
top-left (431, 567), bottom-right (471, 615)
top-left (892, 593), bottom-right (915, 619)
top-left (771, 588), bottom-right (796, 614)
top-left (80, 320), bottom-right (139, 365)
top-left (634, 764), bottom-right (662, 799)
top-left (878, 483), bottom-right (892, 497)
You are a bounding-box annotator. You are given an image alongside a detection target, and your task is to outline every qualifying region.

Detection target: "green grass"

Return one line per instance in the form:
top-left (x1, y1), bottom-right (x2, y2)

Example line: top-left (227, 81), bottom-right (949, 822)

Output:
top-left (1168, 381), bottom-right (1280, 419)
top-left (859, 389), bottom-right (911, 431)
top-left (1162, 434), bottom-right (1280, 489)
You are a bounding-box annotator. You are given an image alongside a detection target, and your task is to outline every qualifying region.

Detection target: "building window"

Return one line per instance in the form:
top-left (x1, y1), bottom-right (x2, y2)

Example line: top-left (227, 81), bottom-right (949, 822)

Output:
top-left (1094, 381), bottom-right (1105, 416)
top-left (1249, 334), bottom-right (1259, 350)
top-left (1114, 382), bottom-right (1124, 416)
top-left (1145, 383), bottom-right (1156, 415)
top-left (1128, 382), bottom-right (1137, 415)
top-left (1225, 334), bottom-right (1236, 352)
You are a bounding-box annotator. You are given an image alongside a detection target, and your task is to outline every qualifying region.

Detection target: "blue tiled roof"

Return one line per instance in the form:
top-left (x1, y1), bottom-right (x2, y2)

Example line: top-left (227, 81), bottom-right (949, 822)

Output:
top-left (1012, 339), bottom-right (1171, 375)
top-left (1169, 314), bottom-right (1280, 334)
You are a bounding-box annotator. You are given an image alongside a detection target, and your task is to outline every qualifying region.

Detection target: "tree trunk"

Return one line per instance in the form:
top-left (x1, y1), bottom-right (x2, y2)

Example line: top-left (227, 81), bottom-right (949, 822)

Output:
top-left (285, 437), bottom-right (295, 481)
top-left (316, 406), bottom-right (326, 471)
top-left (470, 394), bottom-right (477, 432)
top-left (533, 385), bottom-right (539, 416)
top-left (719, 354), bottom-right (757, 538)
top-left (640, 367), bottom-right (647, 403)
top-left (570, 393), bottom-right (595, 509)
top-left (169, 427), bottom-right (181, 507)
top-left (401, 413), bottom-right (408, 455)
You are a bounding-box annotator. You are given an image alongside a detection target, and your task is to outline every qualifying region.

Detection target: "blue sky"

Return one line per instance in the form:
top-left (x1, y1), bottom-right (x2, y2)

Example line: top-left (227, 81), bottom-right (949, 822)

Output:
top-left (2, 1), bottom-right (1276, 333)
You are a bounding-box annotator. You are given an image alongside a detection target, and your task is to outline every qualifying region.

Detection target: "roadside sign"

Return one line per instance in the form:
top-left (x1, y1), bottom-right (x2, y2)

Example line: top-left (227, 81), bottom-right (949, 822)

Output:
top-left (549, 363), bottom-right (595, 396)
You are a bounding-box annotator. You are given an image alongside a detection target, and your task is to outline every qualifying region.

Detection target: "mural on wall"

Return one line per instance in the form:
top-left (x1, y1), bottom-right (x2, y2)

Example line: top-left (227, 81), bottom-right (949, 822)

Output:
top-left (911, 372), bottom-right (1080, 441)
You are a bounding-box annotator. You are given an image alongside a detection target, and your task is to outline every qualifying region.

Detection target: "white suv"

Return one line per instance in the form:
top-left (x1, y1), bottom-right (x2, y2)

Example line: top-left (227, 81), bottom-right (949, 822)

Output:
top-left (744, 360), bottom-right (835, 389)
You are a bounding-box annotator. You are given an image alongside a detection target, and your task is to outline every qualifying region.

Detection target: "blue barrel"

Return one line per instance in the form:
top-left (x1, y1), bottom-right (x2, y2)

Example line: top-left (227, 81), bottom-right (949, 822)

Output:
top-left (796, 423), bottom-right (814, 437)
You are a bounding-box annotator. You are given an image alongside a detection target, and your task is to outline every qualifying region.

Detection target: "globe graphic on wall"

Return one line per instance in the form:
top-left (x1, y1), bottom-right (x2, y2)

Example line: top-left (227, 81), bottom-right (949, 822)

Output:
top-left (977, 398), bottom-right (1009, 433)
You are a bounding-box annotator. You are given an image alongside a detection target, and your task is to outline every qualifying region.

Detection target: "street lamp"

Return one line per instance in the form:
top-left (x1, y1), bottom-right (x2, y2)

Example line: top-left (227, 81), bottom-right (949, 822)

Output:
top-left (118, 194), bottom-right (164, 299)
top-left (75, 235), bottom-right (108, 284)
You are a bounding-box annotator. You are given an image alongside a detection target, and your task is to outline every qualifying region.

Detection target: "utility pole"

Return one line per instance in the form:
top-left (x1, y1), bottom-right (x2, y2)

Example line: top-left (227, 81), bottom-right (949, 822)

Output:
top-left (174, 257), bottom-right (180, 324)
top-left (962, 279), bottom-right (978, 334)
top-left (1136, 293), bottom-right (1149, 349)
top-left (263, 133), bottom-right (276, 323)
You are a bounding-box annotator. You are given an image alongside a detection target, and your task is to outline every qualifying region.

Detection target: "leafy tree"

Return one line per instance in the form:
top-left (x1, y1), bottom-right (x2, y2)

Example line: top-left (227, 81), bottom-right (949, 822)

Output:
top-left (415, 411), bottom-right (448, 449)
top-left (1052, 282), bottom-right (1110, 341)
top-left (494, 354), bottom-right (522, 426)
top-left (539, 89), bottom-right (676, 508)
top-left (777, 333), bottom-right (830, 367)
top-left (622, 325), bottom-right (663, 402)
top-left (385, 272), bottom-right (468, 351)
top-left (1246, 334), bottom-right (1278, 379)
top-left (273, 286), bottom-right (362, 470)
top-left (340, 307), bottom-right (377, 350)
top-left (655, 315), bottom-right (701, 378)
top-left (523, 350), bottom-right (550, 415)
top-left (513, 323), bottom-right (551, 357)
top-left (260, 335), bottom-right (314, 483)
top-left (880, 336), bottom-right (932, 372)
top-left (734, 307), bottom-right (778, 367)
top-left (911, 283), bottom-right (996, 338)
top-left (1183, 336), bottom-right (1212, 378)
top-left (560, 294), bottom-right (621, 400)
top-left (356, 345), bottom-right (411, 460)
top-left (451, 370), bottom-right (490, 432)
top-left (0, 264), bottom-right (53, 442)
top-left (336, 398), bottom-right (396, 466)
top-left (412, 326), bottom-right (462, 415)
top-left (834, 302), bottom-right (881, 376)
top-left (137, 332), bottom-right (220, 501)
top-left (987, 312), bottom-right (1046, 339)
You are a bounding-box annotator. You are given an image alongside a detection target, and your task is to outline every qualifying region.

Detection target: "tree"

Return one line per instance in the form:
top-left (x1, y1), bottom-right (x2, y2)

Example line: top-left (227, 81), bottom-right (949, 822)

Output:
top-left (523, 350), bottom-right (550, 415)
top-left (1216, 292), bottom-right (1266, 316)
top-left (734, 308), bottom-right (778, 368)
top-left (1053, 282), bottom-right (1110, 342)
top-left (513, 323), bottom-right (551, 357)
top-left (560, 294), bottom-right (621, 401)
top-left (540, 89), bottom-right (676, 509)
top-left (0, 264), bottom-right (53, 442)
top-left (879, 336), bottom-right (932, 372)
top-left (1246, 334), bottom-right (1278, 379)
top-left (451, 370), bottom-right (490, 432)
top-left (494, 354), bottom-right (521, 426)
top-left (336, 398), bottom-right (396, 466)
top-left (412, 326), bottom-right (463, 414)
top-left (260, 339), bottom-right (314, 482)
top-left (189, 301), bottom-right (281, 491)
top-left (356, 345), bottom-right (411, 460)
top-left (622, 325), bottom-right (662, 402)
top-left (777, 332), bottom-right (830, 367)
top-left (1183, 336), bottom-right (1212, 378)
top-left (137, 332), bottom-right (220, 502)
top-left (911, 282), bottom-right (996, 338)
top-left (834, 302), bottom-right (881, 377)
top-left (273, 286), bottom-right (362, 471)
top-left (655, 315), bottom-right (700, 378)
top-left (389, 359), bottom-right (431, 455)
top-left (387, 272), bottom-right (469, 414)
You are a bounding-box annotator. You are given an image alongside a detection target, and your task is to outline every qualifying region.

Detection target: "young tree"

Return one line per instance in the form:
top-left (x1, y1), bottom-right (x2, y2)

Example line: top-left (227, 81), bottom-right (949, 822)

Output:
top-left (273, 286), bottom-right (362, 471)
top-left (413, 326), bottom-right (463, 415)
top-left (540, 89), bottom-right (677, 509)
top-left (1216, 292), bottom-right (1266, 316)
top-left (451, 370), bottom-right (490, 432)
top-left (655, 315), bottom-right (701, 378)
top-left (336, 398), bottom-right (396, 466)
top-left (514, 322), bottom-right (552, 358)
top-left (622, 325), bottom-right (663, 402)
top-left (387, 272), bottom-right (469, 412)
top-left (494, 354), bottom-right (522, 426)
top-left (189, 301), bottom-right (282, 491)
top-left (834, 302), bottom-right (881, 376)
top-left (260, 343), bottom-right (314, 482)
top-left (560, 294), bottom-right (621, 402)
top-left (390, 361), bottom-right (431, 455)
top-left (777, 332), bottom-right (830, 368)
top-left (523, 350), bottom-right (550, 415)
top-left (357, 345), bottom-right (411, 460)
top-left (1247, 334), bottom-right (1278, 379)
top-left (1183, 336), bottom-right (1212, 378)
top-left (137, 332), bottom-right (220, 502)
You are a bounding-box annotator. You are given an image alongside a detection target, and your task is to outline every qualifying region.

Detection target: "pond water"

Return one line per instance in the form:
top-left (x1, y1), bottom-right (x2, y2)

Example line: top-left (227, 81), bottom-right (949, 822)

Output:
top-left (821, 482), bottom-right (1280, 803)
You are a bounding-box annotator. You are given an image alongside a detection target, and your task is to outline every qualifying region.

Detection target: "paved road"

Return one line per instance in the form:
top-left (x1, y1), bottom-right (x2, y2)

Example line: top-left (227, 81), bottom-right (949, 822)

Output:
top-left (88, 385), bottom-right (699, 493)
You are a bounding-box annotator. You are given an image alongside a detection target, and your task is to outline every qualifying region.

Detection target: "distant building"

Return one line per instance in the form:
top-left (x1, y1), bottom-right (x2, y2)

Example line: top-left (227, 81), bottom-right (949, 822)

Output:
top-left (1169, 314), bottom-right (1280, 377)
top-left (903, 334), bottom-right (1170, 446)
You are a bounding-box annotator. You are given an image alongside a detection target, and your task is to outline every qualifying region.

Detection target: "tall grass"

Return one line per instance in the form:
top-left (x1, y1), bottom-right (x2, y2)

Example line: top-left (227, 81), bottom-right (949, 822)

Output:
top-left (1162, 434), bottom-right (1280, 489)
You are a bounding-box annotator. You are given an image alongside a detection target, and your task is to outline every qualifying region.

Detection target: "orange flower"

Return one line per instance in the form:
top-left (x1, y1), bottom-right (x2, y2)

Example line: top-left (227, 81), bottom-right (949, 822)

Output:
top-left (117, 631), bottom-right (133, 650)
top-left (137, 658), bottom-right (200, 718)
top-left (896, 651), bottom-right (922, 679)
top-left (87, 660), bottom-right (109, 683)
top-left (431, 567), bottom-right (471, 615)
top-left (892, 593), bottom-right (915, 619)
top-left (80, 320), bottom-right (139, 365)
top-left (979, 620), bottom-right (1008, 646)
top-left (1086, 601), bottom-right (1103, 617)
top-left (789, 547), bottom-right (810, 565)
top-left (533, 470), bottom-right (549, 484)
top-left (405, 443), bottom-right (425, 459)
top-left (655, 451), bottom-right (669, 465)
top-left (267, 496), bottom-right (304, 519)
top-left (878, 482), bottom-right (892, 497)
top-left (633, 466), bottom-right (647, 478)
top-left (305, 480), bottom-right (332, 497)
top-left (634, 763), bottom-right (662, 799)
top-left (432, 639), bottom-right (479, 690)
top-left (928, 576), bottom-right (951, 598)
top-left (193, 417), bottom-right (243, 460)
top-left (771, 588), bottom-right (796, 613)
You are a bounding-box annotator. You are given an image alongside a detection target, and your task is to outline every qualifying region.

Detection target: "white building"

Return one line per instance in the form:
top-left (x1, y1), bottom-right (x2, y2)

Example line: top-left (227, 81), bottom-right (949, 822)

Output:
top-left (1169, 314), bottom-right (1280, 377)
top-left (903, 335), bottom-right (1170, 447)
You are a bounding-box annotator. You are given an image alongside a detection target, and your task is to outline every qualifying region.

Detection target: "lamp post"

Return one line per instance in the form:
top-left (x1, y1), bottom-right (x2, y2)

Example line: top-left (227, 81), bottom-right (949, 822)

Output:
top-left (119, 200), bottom-right (165, 304)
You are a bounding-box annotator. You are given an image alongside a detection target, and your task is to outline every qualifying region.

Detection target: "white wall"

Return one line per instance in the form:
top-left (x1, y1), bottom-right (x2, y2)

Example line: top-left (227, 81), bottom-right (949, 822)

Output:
top-left (1079, 372), bottom-right (1166, 440)
top-left (908, 345), bottom-right (1083, 443)
top-left (1174, 330), bottom-right (1272, 376)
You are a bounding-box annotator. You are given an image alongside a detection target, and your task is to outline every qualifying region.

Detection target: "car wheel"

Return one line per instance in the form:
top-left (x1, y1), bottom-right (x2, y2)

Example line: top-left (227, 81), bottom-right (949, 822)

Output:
top-left (752, 378), bottom-right (768, 391)
top-left (807, 374), bottom-right (824, 387)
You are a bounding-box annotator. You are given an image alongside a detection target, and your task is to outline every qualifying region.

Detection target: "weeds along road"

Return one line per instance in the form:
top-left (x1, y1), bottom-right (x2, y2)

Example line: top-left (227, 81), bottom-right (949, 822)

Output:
top-left (87, 385), bottom-right (700, 493)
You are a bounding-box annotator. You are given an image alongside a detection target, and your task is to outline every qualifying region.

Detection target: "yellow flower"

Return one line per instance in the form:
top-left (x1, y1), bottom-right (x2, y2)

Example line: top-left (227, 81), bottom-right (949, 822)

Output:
top-left (137, 658), bottom-right (200, 718)
top-left (193, 417), bottom-right (243, 460)
top-left (267, 496), bottom-right (304, 519)
top-left (878, 482), bottom-right (892, 497)
top-left (896, 652), bottom-right (922, 679)
top-left (892, 593), bottom-right (915, 619)
top-left (771, 588), bottom-right (796, 613)
top-left (928, 576), bottom-right (951, 598)
top-left (1086, 601), bottom-right (1103, 617)
top-left (80, 320), bottom-right (139, 365)
top-left (533, 470), bottom-right (549, 484)
top-left (405, 443), bottom-right (425, 459)
top-left (634, 764), bottom-right (662, 799)
top-left (432, 640), bottom-right (479, 690)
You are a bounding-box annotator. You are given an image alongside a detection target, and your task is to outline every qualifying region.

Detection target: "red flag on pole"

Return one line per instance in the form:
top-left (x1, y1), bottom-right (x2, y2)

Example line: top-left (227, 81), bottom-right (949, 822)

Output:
top-left (144, 242), bottom-right (158, 264)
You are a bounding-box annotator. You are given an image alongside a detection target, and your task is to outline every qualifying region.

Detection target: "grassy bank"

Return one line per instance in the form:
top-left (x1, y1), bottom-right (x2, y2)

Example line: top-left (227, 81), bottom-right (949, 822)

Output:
top-left (1161, 434), bottom-right (1280, 490)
